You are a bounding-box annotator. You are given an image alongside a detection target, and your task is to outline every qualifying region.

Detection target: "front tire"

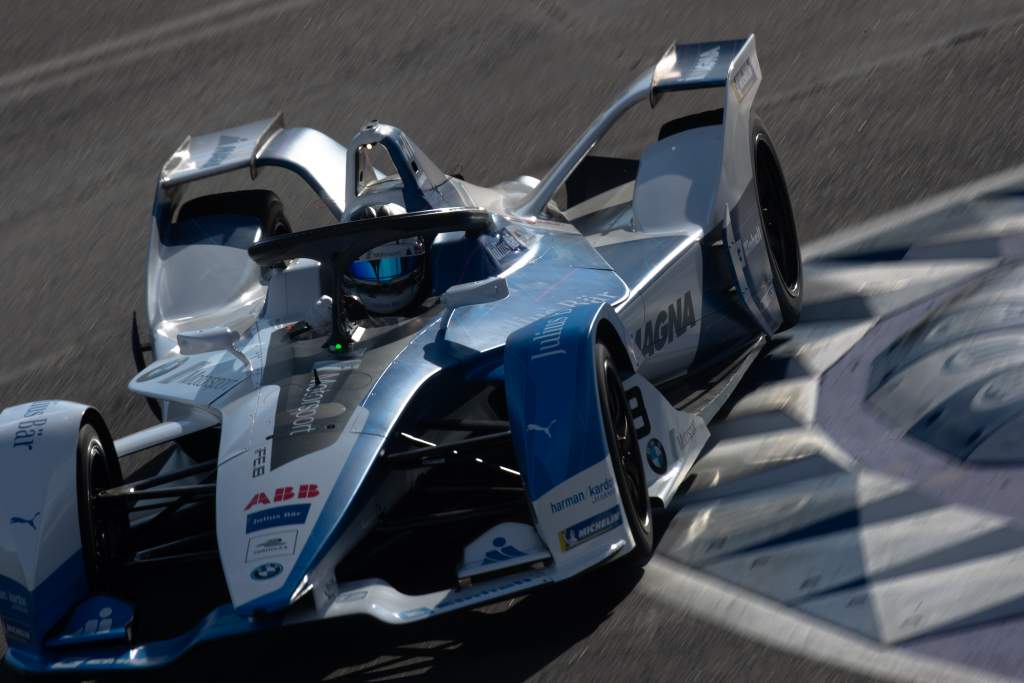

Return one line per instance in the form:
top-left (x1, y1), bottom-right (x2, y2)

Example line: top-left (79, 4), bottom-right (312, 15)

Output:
top-left (76, 413), bottom-right (128, 589)
top-left (752, 118), bottom-right (803, 330)
top-left (595, 342), bottom-right (654, 565)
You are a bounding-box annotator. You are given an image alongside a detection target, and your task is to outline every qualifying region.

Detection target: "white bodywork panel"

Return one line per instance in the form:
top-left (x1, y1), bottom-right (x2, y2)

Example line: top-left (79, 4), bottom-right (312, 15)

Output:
top-left (634, 125), bottom-right (722, 234)
top-left (457, 522), bottom-right (550, 580)
top-left (0, 402), bottom-right (87, 593)
top-left (625, 373), bottom-right (709, 504)
top-left (531, 460), bottom-right (634, 568)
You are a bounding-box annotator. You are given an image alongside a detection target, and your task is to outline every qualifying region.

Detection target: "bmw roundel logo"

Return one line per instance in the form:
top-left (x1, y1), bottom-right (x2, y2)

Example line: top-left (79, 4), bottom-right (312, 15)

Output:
top-left (646, 438), bottom-right (667, 474)
top-left (251, 562), bottom-right (283, 581)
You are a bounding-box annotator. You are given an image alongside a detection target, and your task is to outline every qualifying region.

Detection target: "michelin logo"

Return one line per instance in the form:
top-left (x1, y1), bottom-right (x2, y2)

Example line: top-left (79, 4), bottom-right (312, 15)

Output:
top-left (558, 505), bottom-right (623, 551)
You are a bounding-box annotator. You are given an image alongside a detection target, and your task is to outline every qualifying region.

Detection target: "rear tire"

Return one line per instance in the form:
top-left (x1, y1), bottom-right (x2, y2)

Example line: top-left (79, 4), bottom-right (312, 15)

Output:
top-left (751, 118), bottom-right (802, 330)
top-left (76, 413), bottom-right (128, 589)
top-left (595, 342), bottom-right (654, 566)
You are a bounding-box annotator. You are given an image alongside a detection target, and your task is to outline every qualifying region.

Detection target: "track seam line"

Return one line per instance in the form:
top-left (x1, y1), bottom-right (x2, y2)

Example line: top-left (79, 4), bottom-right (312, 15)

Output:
top-left (0, 0), bottom-right (324, 106)
top-left (0, 0), bottom-right (278, 90)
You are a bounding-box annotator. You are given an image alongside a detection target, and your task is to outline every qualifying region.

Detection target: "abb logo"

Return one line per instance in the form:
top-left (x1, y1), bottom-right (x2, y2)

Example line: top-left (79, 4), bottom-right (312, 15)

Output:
top-left (244, 484), bottom-right (319, 511)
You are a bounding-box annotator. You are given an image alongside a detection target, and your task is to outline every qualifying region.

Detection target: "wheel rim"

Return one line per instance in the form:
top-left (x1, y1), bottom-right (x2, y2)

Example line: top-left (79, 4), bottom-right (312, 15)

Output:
top-left (755, 138), bottom-right (800, 294)
top-left (604, 360), bottom-right (651, 532)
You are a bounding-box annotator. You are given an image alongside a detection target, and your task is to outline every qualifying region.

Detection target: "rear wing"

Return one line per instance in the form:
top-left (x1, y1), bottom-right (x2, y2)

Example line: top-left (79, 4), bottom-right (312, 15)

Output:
top-left (515, 35), bottom-right (759, 217)
top-left (650, 38), bottom-right (756, 104)
top-left (157, 114), bottom-right (348, 219)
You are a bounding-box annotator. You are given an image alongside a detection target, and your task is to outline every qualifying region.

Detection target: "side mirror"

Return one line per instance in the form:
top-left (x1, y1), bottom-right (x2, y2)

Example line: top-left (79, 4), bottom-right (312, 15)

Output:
top-left (439, 277), bottom-right (509, 333)
top-left (441, 276), bottom-right (509, 309)
top-left (177, 326), bottom-right (251, 370)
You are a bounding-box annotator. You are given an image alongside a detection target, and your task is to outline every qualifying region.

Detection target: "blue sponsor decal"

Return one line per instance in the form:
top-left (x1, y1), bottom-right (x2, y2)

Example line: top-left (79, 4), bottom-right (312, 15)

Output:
top-left (46, 596), bottom-right (134, 648)
top-left (245, 504), bottom-right (310, 533)
top-left (558, 506), bottom-right (623, 551)
top-left (482, 537), bottom-right (527, 565)
top-left (250, 563), bottom-right (283, 581)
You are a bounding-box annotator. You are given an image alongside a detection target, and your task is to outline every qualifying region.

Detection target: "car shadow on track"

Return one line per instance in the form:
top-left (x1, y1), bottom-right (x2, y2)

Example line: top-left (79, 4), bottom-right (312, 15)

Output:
top-left (84, 565), bottom-right (644, 683)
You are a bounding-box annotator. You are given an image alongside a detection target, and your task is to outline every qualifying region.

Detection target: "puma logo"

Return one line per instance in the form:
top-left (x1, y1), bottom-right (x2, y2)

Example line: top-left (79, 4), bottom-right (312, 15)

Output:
top-left (527, 419), bottom-right (556, 439)
top-left (10, 512), bottom-right (40, 530)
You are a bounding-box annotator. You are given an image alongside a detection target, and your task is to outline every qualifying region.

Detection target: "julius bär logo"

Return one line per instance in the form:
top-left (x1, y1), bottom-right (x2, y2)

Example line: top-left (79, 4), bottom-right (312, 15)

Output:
top-left (244, 484), bottom-right (319, 511)
top-left (12, 401), bottom-right (50, 451)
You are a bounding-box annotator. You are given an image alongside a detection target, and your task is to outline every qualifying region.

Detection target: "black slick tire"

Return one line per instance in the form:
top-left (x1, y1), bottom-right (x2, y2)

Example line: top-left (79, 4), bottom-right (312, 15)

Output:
top-left (76, 413), bottom-right (128, 590)
top-left (595, 342), bottom-right (654, 566)
top-left (751, 117), bottom-right (803, 330)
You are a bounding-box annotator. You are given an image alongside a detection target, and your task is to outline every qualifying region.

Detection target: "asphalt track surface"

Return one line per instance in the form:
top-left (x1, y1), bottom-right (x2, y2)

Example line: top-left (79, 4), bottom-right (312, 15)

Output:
top-left (3, 1), bottom-right (1024, 681)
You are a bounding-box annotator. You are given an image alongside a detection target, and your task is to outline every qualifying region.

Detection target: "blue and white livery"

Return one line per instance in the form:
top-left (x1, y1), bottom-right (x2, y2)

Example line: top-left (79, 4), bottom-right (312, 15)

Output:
top-left (0, 35), bottom-right (803, 673)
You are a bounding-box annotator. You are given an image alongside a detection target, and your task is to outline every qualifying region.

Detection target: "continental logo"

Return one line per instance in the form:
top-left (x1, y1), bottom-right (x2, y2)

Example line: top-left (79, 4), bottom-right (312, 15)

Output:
top-left (634, 292), bottom-right (696, 358)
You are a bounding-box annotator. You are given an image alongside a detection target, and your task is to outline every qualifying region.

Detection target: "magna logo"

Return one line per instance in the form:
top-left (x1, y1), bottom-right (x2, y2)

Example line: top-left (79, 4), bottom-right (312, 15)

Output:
top-left (244, 484), bottom-right (319, 511)
top-left (634, 292), bottom-right (696, 358)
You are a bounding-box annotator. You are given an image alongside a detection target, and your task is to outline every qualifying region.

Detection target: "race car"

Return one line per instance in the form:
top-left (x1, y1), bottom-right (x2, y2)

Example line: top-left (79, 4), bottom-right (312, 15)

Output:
top-left (0, 35), bottom-right (802, 673)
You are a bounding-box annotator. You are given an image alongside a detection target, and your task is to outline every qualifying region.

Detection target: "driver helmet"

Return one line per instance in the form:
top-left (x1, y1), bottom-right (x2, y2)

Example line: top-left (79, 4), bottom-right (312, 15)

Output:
top-left (344, 204), bottom-right (427, 315)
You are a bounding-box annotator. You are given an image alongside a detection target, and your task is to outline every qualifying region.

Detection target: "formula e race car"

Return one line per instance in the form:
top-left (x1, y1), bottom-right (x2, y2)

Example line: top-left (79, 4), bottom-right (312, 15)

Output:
top-left (0, 36), bottom-right (802, 673)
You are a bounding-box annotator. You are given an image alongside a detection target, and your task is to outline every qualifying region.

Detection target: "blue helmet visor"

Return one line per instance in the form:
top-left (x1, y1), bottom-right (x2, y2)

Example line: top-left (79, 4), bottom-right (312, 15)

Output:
top-left (347, 256), bottom-right (421, 284)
